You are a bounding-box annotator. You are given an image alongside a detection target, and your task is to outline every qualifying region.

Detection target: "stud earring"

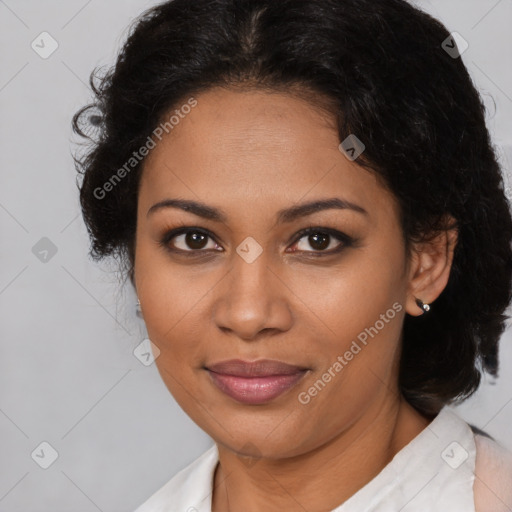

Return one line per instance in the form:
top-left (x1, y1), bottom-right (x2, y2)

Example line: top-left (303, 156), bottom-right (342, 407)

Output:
top-left (136, 298), bottom-right (143, 318)
top-left (415, 297), bottom-right (430, 314)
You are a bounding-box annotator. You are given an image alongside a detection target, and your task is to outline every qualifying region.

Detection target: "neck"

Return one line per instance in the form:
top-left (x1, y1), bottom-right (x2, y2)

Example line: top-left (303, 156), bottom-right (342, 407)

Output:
top-left (212, 396), bottom-right (433, 512)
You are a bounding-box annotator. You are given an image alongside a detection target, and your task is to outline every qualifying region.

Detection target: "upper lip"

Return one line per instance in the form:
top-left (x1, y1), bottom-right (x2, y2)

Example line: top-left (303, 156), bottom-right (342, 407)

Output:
top-left (206, 359), bottom-right (309, 377)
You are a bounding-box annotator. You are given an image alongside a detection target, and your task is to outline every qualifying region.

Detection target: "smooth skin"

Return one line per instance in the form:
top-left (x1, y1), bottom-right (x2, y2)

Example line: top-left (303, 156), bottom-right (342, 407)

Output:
top-left (134, 87), bottom-right (458, 512)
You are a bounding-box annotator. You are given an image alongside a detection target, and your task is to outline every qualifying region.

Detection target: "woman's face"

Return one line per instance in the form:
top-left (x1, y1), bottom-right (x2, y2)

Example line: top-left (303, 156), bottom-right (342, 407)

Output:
top-left (134, 87), bottom-right (414, 458)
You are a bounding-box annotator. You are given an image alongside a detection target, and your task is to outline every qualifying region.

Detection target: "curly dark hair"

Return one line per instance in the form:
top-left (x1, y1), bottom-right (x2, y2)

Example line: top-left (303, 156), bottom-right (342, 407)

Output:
top-left (72, 0), bottom-right (512, 416)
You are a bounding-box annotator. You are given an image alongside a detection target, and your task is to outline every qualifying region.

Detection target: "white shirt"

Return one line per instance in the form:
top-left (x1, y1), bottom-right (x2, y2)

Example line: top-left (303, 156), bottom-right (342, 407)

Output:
top-left (134, 407), bottom-right (512, 511)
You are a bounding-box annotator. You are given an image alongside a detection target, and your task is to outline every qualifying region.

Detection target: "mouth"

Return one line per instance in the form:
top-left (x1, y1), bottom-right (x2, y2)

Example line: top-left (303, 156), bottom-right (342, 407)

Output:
top-left (204, 359), bottom-right (310, 405)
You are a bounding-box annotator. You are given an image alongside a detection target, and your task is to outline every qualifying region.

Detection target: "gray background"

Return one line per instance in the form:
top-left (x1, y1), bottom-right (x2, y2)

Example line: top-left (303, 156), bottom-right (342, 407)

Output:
top-left (0, 0), bottom-right (511, 510)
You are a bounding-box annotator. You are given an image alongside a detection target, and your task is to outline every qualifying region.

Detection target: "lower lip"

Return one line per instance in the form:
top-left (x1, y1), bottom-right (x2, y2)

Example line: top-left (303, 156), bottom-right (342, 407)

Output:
top-left (206, 369), bottom-right (307, 405)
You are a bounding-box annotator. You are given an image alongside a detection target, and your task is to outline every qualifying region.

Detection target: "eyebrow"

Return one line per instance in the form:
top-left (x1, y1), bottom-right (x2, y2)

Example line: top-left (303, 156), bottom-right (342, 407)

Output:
top-left (147, 197), bottom-right (368, 223)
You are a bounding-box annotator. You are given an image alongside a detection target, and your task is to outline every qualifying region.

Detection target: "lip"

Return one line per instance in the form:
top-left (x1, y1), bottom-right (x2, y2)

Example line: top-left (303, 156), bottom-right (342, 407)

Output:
top-left (205, 359), bottom-right (309, 405)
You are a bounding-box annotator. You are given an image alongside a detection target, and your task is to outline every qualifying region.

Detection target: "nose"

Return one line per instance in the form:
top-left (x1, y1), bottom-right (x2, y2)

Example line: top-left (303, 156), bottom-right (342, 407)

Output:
top-left (212, 251), bottom-right (293, 341)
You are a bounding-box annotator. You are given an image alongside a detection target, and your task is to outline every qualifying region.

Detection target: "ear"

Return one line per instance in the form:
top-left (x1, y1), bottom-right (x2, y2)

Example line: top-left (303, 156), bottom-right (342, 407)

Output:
top-left (405, 216), bottom-right (458, 316)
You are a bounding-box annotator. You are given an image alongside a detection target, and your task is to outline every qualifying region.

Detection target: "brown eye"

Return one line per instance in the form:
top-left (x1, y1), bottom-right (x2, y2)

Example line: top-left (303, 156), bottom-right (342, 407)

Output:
top-left (294, 231), bottom-right (342, 252)
top-left (162, 229), bottom-right (221, 252)
top-left (182, 232), bottom-right (209, 250)
top-left (305, 232), bottom-right (331, 251)
top-left (288, 227), bottom-right (354, 255)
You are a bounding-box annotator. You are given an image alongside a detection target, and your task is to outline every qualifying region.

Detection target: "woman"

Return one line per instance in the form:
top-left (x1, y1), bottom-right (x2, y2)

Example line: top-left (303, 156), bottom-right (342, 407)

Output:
top-left (73, 0), bottom-right (512, 510)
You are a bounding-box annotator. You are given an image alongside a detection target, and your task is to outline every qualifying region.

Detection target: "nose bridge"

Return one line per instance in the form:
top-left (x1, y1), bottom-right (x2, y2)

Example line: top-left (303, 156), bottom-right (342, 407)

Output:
top-left (227, 242), bottom-right (275, 302)
top-left (212, 241), bottom-right (291, 338)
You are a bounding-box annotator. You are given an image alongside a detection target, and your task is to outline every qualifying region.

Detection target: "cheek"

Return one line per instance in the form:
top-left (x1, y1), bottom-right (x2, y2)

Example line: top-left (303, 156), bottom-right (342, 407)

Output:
top-left (294, 291), bottom-right (405, 441)
top-left (290, 242), bottom-right (406, 409)
top-left (137, 275), bottom-right (210, 365)
top-left (136, 262), bottom-right (212, 412)
top-left (134, 238), bottom-right (192, 350)
top-left (289, 240), bottom-right (406, 348)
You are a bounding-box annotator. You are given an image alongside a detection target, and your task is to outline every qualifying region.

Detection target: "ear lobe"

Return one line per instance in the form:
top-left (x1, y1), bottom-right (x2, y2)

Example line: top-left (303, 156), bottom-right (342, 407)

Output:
top-left (405, 217), bottom-right (458, 317)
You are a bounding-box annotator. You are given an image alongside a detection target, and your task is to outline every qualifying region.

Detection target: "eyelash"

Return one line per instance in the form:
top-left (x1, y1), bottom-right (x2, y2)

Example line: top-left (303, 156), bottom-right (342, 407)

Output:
top-left (159, 226), bottom-right (355, 258)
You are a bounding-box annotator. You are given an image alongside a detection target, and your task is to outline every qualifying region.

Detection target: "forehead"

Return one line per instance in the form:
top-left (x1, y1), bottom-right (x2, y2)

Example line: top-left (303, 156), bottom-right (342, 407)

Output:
top-left (139, 87), bottom-right (396, 219)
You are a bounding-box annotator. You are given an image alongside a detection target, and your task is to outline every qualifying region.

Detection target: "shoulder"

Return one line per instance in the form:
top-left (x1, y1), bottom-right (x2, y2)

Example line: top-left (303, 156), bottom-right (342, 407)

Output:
top-left (134, 444), bottom-right (219, 512)
top-left (473, 433), bottom-right (512, 512)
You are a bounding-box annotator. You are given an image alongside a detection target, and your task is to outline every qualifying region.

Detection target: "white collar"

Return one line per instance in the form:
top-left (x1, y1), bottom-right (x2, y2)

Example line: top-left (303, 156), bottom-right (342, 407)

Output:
top-left (135, 406), bottom-right (477, 511)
